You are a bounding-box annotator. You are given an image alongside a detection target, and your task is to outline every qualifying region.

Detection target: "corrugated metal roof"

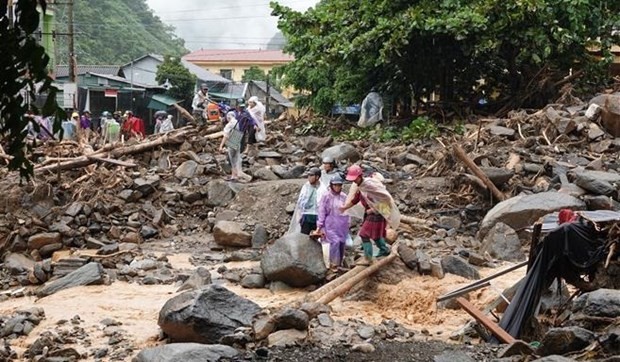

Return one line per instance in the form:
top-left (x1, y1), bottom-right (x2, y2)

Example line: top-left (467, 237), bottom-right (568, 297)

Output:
top-left (87, 72), bottom-right (162, 90)
top-left (183, 49), bottom-right (294, 63)
top-left (55, 65), bottom-right (121, 78)
top-left (249, 80), bottom-right (294, 108)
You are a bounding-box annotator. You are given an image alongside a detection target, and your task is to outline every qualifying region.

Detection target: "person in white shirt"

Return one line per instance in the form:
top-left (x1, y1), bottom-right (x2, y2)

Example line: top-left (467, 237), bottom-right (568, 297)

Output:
top-left (219, 111), bottom-right (251, 183)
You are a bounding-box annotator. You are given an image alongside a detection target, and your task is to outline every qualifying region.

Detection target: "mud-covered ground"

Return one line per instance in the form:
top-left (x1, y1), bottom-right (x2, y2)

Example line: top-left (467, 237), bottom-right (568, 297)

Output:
top-left (249, 340), bottom-right (499, 362)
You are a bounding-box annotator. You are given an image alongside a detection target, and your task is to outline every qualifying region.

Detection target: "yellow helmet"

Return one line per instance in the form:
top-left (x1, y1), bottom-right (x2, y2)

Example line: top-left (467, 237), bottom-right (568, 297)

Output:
top-left (71, 112), bottom-right (79, 119)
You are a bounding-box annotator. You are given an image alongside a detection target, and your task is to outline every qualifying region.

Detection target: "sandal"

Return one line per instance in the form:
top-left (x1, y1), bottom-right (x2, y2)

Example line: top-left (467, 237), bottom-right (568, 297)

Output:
top-left (224, 176), bottom-right (238, 182)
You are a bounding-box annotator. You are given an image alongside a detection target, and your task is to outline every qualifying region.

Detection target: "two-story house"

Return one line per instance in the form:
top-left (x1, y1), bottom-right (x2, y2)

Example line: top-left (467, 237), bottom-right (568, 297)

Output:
top-left (182, 49), bottom-right (293, 82)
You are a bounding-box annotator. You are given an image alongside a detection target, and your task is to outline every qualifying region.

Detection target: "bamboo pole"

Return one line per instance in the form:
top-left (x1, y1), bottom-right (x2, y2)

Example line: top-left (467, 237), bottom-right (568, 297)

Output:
top-left (453, 144), bottom-right (506, 201)
top-left (315, 251), bottom-right (398, 305)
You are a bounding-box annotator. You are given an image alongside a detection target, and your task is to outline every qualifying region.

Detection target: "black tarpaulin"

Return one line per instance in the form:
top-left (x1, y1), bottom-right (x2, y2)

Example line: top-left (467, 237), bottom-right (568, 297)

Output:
top-left (492, 219), bottom-right (607, 341)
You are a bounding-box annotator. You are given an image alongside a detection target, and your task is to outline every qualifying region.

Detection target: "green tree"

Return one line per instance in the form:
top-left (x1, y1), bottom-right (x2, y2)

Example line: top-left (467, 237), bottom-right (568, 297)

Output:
top-left (1, 0), bottom-right (63, 178)
top-left (155, 55), bottom-right (196, 103)
top-left (55, 0), bottom-right (187, 64)
top-left (242, 65), bottom-right (267, 82)
top-left (271, 0), bottom-right (620, 116)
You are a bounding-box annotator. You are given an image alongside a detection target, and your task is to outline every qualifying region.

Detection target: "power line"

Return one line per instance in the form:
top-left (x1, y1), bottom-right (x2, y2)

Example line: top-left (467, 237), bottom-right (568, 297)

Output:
top-left (149, 0), bottom-right (310, 14)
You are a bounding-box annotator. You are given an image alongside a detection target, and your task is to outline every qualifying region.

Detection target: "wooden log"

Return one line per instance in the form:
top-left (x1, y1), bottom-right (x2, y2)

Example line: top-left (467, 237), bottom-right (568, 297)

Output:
top-left (86, 155), bottom-right (137, 168)
top-left (306, 243), bottom-right (399, 305)
top-left (173, 103), bottom-right (196, 124)
top-left (304, 266), bottom-right (366, 303)
top-left (36, 130), bottom-right (190, 174)
top-left (453, 144), bottom-right (506, 201)
top-left (456, 297), bottom-right (516, 344)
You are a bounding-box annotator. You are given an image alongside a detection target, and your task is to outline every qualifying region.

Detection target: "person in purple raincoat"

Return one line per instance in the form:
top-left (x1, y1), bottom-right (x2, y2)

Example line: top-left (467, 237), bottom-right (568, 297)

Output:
top-left (315, 174), bottom-right (350, 271)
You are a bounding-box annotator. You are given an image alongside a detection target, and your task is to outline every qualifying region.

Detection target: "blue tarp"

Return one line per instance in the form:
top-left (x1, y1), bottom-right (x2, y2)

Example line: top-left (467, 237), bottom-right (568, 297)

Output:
top-left (332, 104), bottom-right (361, 115)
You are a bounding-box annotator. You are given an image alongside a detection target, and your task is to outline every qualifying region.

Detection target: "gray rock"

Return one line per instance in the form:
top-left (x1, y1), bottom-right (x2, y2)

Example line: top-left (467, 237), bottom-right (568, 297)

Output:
top-left (37, 262), bottom-right (106, 298)
top-left (175, 160), bottom-right (198, 179)
top-left (274, 308), bottom-right (309, 331)
top-left (480, 222), bottom-right (525, 262)
top-left (132, 343), bottom-right (238, 362)
top-left (438, 216), bottom-right (462, 230)
top-left (397, 244), bottom-right (418, 270)
top-left (206, 180), bottom-right (235, 207)
top-left (531, 356), bottom-right (578, 362)
top-left (158, 285), bottom-right (261, 344)
top-left (27, 232), bottom-right (61, 250)
top-left (441, 255), bottom-right (480, 280)
top-left (498, 340), bottom-right (536, 358)
top-left (478, 192), bottom-right (585, 240)
top-left (283, 165), bottom-right (307, 179)
top-left (253, 316), bottom-right (275, 341)
top-left (267, 329), bottom-right (307, 347)
top-left (3, 253), bottom-right (35, 275)
top-left (177, 267), bottom-right (212, 292)
top-left (257, 151), bottom-right (282, 158)
top-left (538, 327), bottom-right (595, 356)
top-left (572, 288), bottom-right (620, 318)
top-left (479, 167), bottom-right (514, 187)
top-left (240, 274), bottom-right (265, 289)
top-left (488, 125), bottom-right (516, 138)
top-left (65, 202), bottom-right (83, 217)
top-left (140, 225), bottom-right (159, 239)
top-left (352, 343), bottom-right (376, 353)
top-left (433, 350), bottom-right (476, 362)
top-left (301, 136), bottom-right (333, 152)
top-left (253, 167), bottom-right (280, 181)
top-left (134, 175), bottom-right (160, 195)
top-left (118, 189), bottom-right (143, 202)
top-left (213, 221), bottom-right (252, 247)
top-left (571, 169), bottom-right (620, 184)
top-left (321, 143), bottom-right (361, 163)
top-left (590, 94), bottom-right (620, 137)
top-left (357, 326), bottom-right (375, 339)
top-left (300, 302), bottom-right (330, 319)
top-left (584, 195), bottom-right (620, 211)
top-left (252, 224), bottom-right (268, 249)
top-left (573, 172), bottom-right (616, 196)
top-left (317, 313), bottom-right (333, 327)
top-left (261, 233), bottom-right (327, 287)
top-left (39, 242), bottom-right (62, 258)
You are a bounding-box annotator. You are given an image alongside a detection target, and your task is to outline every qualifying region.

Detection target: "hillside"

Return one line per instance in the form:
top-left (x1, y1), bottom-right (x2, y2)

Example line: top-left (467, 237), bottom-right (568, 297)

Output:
top-left (53, 0), bottom-right (187, 65)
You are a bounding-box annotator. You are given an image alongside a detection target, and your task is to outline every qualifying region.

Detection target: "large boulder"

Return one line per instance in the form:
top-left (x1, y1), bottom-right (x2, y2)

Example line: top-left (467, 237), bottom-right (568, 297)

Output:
top-left (480, 222), bottom-right (525, 262)
top-left (27, 232), bottom-right (61, 251)
top-left (213, 221), bottom-right (252, 247)
top-left (158, 285), bottom-right (261, 344)
top-left (206, 180), bottom-right (235, 207)
top-left (175, 160), bottom-right (198, 179)
top-left (478, 192), bottom-right (585, 240)
top-left (261, 233), bottom-right (327, 287)
top-left (37, 262), bottom-right (106, 298)
top-left (572, 288), bottom-right (620, 318)
top-left (132, 343), bottom-right (238, 362)
top-left (301, 136), bottom-right (333, 152)
top-left (320, 143), bottom-right (361, 163)
top-left (537, 327), bottom-right (595, 356)
top-left (590, 94), bottom-right (620, 137)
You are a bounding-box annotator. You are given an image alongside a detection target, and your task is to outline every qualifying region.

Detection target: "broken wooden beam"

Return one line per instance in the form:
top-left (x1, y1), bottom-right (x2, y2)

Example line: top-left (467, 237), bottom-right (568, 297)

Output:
top-left (305, 243), bottom-right (400, 305)
top-left (456, 297), bottom-right (516, 344)
top-left (453, 144), bottom-right (506, 201)
top-left (86, 155), bottom-right (137, 168)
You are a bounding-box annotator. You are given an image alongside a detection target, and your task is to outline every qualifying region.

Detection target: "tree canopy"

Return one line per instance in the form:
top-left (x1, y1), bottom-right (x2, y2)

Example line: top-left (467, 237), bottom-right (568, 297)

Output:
top-left (242, 65), bottom-right (267, 83)
top-left (155, 55), bottom-right (196, 103)
top-left (1, 0), bottom-right (62, 178)
top-left (271, 0), bottom-right (620, 116)
top-left (55, 0), bottom-right (187, 65)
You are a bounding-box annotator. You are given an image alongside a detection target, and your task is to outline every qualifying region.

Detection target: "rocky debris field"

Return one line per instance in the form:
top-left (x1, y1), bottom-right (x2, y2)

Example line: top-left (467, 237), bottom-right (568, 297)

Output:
top-left (0, 91), bottom-right (620, 361)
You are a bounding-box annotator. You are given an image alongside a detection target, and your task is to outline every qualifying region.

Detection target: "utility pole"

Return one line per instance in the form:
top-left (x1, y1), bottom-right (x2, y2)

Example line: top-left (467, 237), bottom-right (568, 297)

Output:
top-left (265, 72), bottom-right (270, 119)
top-left (67, 0), bottom-right (77, 109)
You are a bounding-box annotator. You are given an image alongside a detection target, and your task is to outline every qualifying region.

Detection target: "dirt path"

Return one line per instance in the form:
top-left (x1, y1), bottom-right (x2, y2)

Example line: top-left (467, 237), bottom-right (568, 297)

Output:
top-left (0, 252), bottom-right (524, 360)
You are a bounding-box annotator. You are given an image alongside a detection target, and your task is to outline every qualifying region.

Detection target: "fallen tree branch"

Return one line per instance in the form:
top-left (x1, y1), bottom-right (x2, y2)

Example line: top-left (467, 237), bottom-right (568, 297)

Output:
top-left (36, 130), bottom-right (191, 174)
top-left (453, 144), bottom-right (506, 202)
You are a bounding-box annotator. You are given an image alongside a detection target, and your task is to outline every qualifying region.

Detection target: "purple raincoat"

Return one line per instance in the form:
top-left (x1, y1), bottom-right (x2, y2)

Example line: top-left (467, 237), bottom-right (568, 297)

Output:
top-left (317, 189), bottom-right (350, 266)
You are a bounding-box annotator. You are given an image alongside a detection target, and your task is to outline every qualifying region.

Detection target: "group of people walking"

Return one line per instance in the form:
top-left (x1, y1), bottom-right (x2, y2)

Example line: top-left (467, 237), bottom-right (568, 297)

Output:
top-left (218, 95), bottom-right (267, 182)
top-left (291, 159), bottom-right (400, 271)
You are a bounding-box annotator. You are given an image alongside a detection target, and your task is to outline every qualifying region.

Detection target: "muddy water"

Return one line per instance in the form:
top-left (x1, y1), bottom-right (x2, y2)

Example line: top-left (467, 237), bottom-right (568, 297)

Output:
top-left (0, 254), bottom-right (525, 358)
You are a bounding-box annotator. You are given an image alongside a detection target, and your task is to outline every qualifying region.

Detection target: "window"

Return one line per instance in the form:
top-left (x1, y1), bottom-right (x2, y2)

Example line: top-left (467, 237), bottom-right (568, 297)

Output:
top-left (220, 69), bottom-right (233, 80)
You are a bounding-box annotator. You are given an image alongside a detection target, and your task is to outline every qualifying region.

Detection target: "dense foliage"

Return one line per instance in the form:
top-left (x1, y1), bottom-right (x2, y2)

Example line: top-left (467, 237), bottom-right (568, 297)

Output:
top-left (242, 65), bottom-right (267, 83)
top-left (55, 0), bottom-right (187, 64)
top-left (272, 0), bottom-right (620, 115)
top-left (0, 0), bottom-right (63, 178)
top-left (155, 55), bottom-right (196, 103)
